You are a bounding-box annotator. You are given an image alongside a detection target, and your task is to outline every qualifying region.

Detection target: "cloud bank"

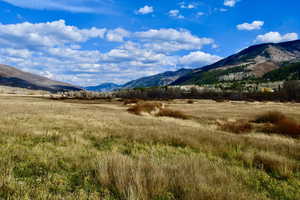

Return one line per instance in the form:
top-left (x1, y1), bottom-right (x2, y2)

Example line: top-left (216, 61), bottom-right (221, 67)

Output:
top-left (0, 20), bottom-right (220, 86)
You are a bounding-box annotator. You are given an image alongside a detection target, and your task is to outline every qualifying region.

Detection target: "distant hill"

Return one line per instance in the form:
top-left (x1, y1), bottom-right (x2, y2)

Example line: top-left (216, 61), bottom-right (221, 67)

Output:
top-left (84, 83), bottom-right (121, 92)
top-left (122, 68), bottom-right (192, 88)
top-left (172, 40), bottom-right (300, 85)
top-left (0, 64), bottom-right (81, 92)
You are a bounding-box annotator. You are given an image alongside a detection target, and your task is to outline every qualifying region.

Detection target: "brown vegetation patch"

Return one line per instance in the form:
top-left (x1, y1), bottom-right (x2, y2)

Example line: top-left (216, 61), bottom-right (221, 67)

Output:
top-left (253, 111), bottom-right (286, 124)
top-left (127, 102), bottom-right (189, 120)
top-left (253, 111), bottom-right (300, 138)
top-left (127, 102), bottom-right (163, 115)
top-left (187, 99), bottom-right (194, 104)
top-left (219, 120), bottom-right (252, 134)
top-left (123, 98), bottom-right (140, 105)
top-left (214, 99), bottom-right (227, 103)
top-left (156, 108), bottom-right (189, 120)
top-left (273, 119), bottom-right (300, 138)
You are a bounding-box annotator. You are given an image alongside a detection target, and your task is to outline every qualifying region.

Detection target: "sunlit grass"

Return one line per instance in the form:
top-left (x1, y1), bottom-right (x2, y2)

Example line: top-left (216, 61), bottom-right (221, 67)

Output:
top-left (0, 96), bottom-right (299, 199)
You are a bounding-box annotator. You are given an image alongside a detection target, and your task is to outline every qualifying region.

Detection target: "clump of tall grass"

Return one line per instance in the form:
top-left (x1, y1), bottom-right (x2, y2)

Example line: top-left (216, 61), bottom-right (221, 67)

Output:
top-left (219, 120), bottom-right (252, 134)
top-left (127, 102), bottom-right (163, 115)
top-left (253, 152), bottom-right (298, 178)
top-left (272, 119), bottom-right (300, 138)
top-left (187, 99), bottom-right (194, 104)
top-left (127, 102), bottom-right (189, 120)
top-left (254, 111), bottom-right (300, 138)
top-left (95, 153), bottom-right (257, 200)
top-left (156, 108), bottom-right (189, 120)
top-left (253, 111), bottom-right (286, 124)
top-left (123, 98), bottom-right (140, 105)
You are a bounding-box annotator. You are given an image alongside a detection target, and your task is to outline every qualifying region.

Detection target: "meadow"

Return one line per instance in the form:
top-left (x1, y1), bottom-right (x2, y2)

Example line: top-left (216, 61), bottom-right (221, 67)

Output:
top-left (0, 95), bottom-right (299, 200)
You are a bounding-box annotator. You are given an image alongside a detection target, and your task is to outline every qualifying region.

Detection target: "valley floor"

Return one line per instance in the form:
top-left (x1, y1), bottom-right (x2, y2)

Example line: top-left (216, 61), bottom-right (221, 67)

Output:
top-left (0, 96), bottom-right (299, 200)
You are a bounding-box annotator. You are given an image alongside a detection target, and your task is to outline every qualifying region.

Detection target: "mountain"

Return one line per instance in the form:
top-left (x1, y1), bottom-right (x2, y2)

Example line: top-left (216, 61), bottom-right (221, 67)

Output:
top-left (0, 64), bottom-right (81, 92)
top-left (172, 40), bottom-right (300, 85)
top-left (84, 83), bottom-right (121, 92)
top-left (122, 68), bottom-right (192, 88)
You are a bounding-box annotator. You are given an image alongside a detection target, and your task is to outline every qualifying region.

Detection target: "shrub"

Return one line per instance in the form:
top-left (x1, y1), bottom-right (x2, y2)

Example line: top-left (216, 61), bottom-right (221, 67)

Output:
top-left (253, 111), bottom-right (286, 124)
top-left (127, 103), bottom-right (189, 120)
top-left (187, 100), bottom-right (194, 104)
top-left (220, 120), bottom-right (252, 134)
top-left (156, 109), bottom-right (189, 120)
top-left (254, 111), bottom-right (300, 138)
top-left (214, 99), bottom-right (227, 103)
top-left (123, 99), bottom-right (139, 105)
top-left (273, 119), bottom-right (300, 138)
top-left (127, 102), bottom-right (163, 115)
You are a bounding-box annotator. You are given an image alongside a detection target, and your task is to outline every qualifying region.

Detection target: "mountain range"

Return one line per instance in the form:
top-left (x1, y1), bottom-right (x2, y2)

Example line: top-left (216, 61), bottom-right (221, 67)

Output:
top-left (1, 40), bottom-right (300, 92)
top-left (84, 83), bottom-right (121, 92)
top-left (86, 39), bottom-right (300, 91)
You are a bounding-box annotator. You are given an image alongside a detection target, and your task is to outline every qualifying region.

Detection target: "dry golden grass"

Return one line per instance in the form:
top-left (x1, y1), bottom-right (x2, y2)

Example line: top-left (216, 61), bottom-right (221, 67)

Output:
top-left (252, 151), bottom-right (298, 178)
top-left (0, 96), bottom-right (299, 200)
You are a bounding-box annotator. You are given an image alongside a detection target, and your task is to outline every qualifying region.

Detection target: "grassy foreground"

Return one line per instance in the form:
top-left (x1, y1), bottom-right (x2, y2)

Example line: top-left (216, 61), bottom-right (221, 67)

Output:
top-left (0, 95), bottom-right (299, 200)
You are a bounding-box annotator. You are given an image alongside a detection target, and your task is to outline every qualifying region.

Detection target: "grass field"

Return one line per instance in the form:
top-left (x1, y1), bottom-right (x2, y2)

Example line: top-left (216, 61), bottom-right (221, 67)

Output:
top-left (0, 95), bottom-right (299, 200)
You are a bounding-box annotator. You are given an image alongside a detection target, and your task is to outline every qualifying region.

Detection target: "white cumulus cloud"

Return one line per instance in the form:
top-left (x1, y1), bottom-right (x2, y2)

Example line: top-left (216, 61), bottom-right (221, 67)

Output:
top-left (224, 0), bottom-right (238, 7)
top-left (106, 28), bottom-right (130, 42)
top-left (179, 51), bottom-right (222, 67)
top-left (135, 28), bottom-right (214, 51)
top-left (137, 5), bottom-right (154, 15)
top-left (0, 20), bottom-right (220, 86)
top-left (168, 10), bottom-right (184, 19)
top-left (237, 21), bottom-right (264, 31)
top-left (0, 20), bottom-right (106, 49)
top-left (255, 32), bottom-right (298, 43)
top-left (180, 3), bottom-right (196, 9)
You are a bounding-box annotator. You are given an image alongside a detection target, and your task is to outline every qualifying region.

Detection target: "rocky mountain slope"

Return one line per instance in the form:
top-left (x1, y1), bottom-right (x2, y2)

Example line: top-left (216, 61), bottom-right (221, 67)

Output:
top-left (172, 40), bottom-right (300, 85)
top-left (0, 64), bottom-right (81, 92)
top-left (122, 68), bottom-right (192, 89)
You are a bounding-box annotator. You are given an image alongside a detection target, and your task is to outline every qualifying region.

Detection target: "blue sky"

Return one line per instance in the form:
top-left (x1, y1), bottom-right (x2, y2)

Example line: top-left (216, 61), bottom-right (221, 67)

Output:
top-left (0, 0), bottom-right (299, 86)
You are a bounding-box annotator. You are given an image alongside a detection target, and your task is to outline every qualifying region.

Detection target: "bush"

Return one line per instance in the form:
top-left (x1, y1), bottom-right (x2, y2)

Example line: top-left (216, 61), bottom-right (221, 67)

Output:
top-left (220, 120), bottom-right (252, 134)
top-left (255, 111), bottom-right (300, 138)
top-left (127, 102), bottom-right (163, 115)
top-left (253, 111), bottom-right (286, 124)
top-left (273, 119), bottom-right (300, 138)
top-left (187, 100), bottom-right (194, 104)
top-left (156, 109), bottom-right (189, 120)
top-left (127, 103), bottom-right (189, 120)
top-left (123, 99), bottom-right (139, 105)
